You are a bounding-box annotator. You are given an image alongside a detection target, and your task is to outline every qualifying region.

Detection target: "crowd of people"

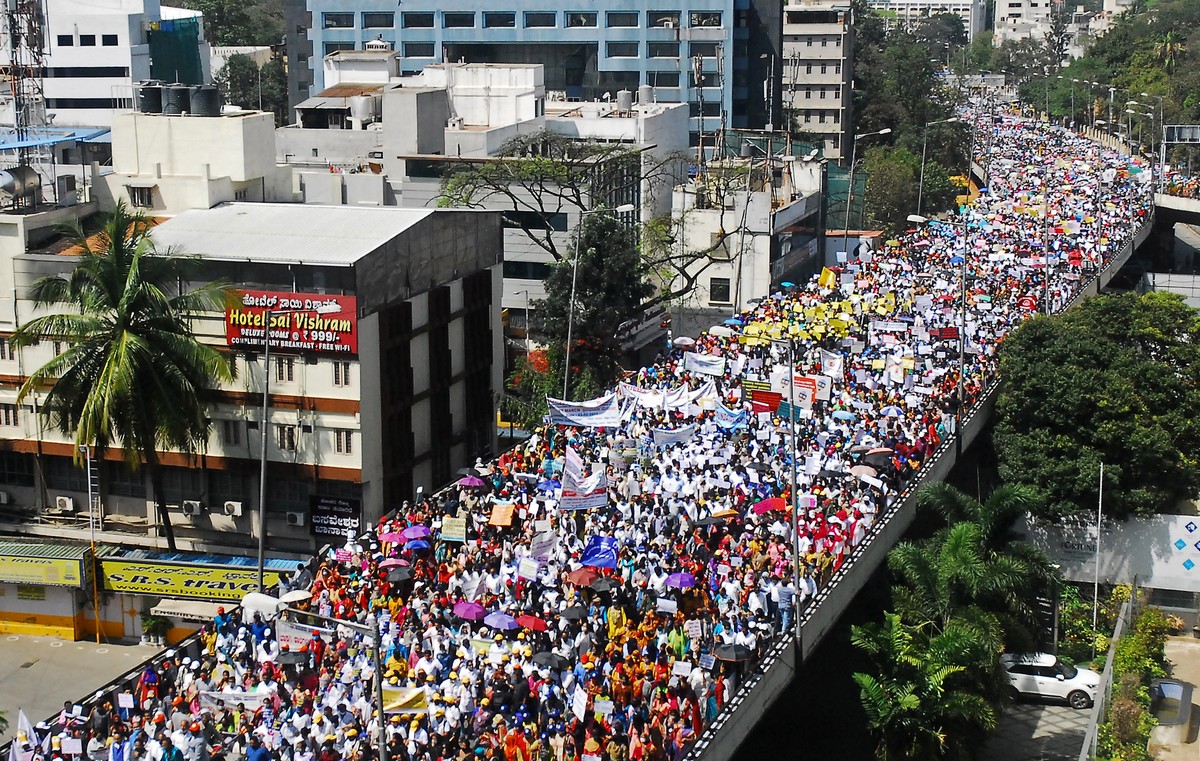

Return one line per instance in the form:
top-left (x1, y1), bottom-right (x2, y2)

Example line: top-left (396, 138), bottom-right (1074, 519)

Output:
top-left (8, 109), bottom-right (1154, 761)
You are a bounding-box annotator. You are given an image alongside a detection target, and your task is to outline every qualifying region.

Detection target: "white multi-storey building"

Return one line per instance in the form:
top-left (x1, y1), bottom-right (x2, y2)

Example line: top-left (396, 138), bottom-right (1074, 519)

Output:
top-left (870, 0), bottom-right (988, 39)
top-left (782, 1), bottom-right (853, 160)
top-left (0, 0), bottom-right (211, 129)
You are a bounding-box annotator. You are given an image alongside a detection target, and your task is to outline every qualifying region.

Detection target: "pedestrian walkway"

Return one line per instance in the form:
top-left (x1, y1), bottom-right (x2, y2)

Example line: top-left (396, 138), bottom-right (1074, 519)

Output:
top-left (980, 702), bottom-right (1089, 761)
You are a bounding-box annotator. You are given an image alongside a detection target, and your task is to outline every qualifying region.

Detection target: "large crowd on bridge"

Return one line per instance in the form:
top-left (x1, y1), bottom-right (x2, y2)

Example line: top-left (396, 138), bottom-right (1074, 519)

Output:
top-left (9, 110), bottom-right (1154, 761)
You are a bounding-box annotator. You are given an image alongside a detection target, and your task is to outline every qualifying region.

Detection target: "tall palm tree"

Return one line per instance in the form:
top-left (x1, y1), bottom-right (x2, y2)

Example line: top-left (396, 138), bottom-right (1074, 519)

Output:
top-left (1154, 31), bottom-right (1186, 72)
top-left (853, 612), bottom-right (999, 761)
top-left (13, 202), bottom-right (233, 549)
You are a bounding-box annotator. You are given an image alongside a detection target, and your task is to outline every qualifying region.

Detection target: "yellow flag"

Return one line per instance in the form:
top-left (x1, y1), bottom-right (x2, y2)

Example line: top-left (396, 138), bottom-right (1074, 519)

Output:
top-left (819, 267), bottom-right (837, 289)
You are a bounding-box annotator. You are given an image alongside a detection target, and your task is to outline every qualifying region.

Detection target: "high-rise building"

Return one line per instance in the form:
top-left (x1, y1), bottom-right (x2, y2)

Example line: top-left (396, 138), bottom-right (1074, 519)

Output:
top-left (782, 1), bottom-right (854, 160)
top-left (291, 0), bottom-right (782, 146)
top-left (869, 0), bottom-right (988, 39)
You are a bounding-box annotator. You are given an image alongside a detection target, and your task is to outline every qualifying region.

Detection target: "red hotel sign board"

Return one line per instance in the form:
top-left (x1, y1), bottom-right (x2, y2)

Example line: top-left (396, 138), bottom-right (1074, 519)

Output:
top-left (225, 291), bottom-right (358, 355)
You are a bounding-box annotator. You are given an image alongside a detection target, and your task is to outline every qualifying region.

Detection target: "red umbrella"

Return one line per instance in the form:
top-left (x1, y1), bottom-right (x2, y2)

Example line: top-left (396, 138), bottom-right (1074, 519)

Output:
top-left (565, 567), bottom-right (599, 586)
top-left (750, 497), bottom-right (787, 515)
top-left (516, 614), bottom-right (548, 632)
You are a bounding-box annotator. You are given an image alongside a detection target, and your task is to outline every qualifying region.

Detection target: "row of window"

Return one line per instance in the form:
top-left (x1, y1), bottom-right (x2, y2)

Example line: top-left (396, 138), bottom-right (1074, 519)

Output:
top-left (797, 109), bottom-right (842, 124)
top-left (789, 61), bottom-right (843, 76)
top-left (325, 10), bottom-right (721, 31)
top-left (792, 86), bottom-right (843, 99)
top-left (56, 33), bottom-right (119, 47)
top-left (345, 39), bottom-right (722, 61)
top-left (220, 419), bottom-right (354, 455)
top-left (271, 357), bottom-right (353, 386)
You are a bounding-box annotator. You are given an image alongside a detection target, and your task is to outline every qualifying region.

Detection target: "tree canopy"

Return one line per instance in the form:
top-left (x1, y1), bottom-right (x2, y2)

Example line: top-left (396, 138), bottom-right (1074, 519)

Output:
top-left (13, 204), bottom-right (234, 548)
top-left (994, 292), bottom-right (1200, 520)
top-left (215, 54), bottom-right (289, 125)
top-left (177, 0), bottom-right (282, 46)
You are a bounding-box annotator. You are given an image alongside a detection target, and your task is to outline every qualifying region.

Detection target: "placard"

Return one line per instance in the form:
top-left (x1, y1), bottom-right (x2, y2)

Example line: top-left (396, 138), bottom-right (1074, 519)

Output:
top-left (684, 620), bottom-right (703, 638)
top-left (61, 739), bottom-right (83, 756)
top-left (699, 654), bottom-right (716, 671)
top-left (440, 515), bottom-right (467, 543)
top-left (310, 495), bottom-right (362, 538)
top-left (672, 661), bottom-right (693, 677)
top-left (656, 597), bottom-right (677, 614)
top-left (534, 519), bottom-right (552, 533)
top-left (118, 693), bottom-right (135, 709)
top-left (517, 558), bottom-right (539, 581)
top-left (530, 532), bottom-right (557, 562)
top-left (593, 699), bottom-right (614, 716)
top-left (572, 688), bottom-right (589, 721)
top-left (489, 505), bottom-right (515, 527)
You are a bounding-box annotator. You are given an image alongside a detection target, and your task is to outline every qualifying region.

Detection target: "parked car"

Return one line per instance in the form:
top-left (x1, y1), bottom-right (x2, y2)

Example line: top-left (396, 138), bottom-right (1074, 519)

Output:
top-left (1000, 652), bottom-right (1100, 709)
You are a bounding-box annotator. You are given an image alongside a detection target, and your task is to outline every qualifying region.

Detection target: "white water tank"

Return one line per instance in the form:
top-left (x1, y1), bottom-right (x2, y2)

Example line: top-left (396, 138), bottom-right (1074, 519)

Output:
top-left (616, 89), bottom-right (634, 112)
top-left (638, 84), bottom-right (655, 105)
top-left (349, 95), bottom-right (376, 128)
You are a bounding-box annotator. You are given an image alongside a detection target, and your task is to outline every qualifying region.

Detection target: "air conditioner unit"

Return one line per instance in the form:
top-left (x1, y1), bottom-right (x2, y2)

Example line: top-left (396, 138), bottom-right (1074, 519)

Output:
top-left (286, 511), bottom-right (306, 527)
top-left (224, 500), bottom-right (243, 517)
top-left (55, 495), bottom-right (74, 511)
top-left (182, 499), bottom-right (203, 515)
top-left (0, 490), bottom-right (9, 504)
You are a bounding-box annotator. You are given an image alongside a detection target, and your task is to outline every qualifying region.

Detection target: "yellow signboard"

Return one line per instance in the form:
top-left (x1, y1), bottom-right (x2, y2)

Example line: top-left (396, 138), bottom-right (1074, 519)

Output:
top-left (100, 560), bottom-right (281, 601)
top-left (0, 556), bottom-right (83, 587)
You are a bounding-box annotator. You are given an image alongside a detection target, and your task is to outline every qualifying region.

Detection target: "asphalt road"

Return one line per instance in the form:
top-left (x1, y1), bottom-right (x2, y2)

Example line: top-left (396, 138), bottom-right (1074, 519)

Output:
top-left (980, 700), bottom-right (1091, 761)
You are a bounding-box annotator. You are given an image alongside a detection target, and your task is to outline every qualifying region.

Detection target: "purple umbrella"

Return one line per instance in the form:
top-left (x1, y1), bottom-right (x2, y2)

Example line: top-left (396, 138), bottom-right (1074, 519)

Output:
top-left (453, 601), bottom-right (486, 621)
top-left (458, 475), bottom-right (486, 488)
top-left (484, 612), bottom-right (519, 630)
top-left (402, 525), bottom-right (431, 540)
top-left (378, 532), bottom-right (405, 543)
top-left (665, 572), bottom-right (696, 590)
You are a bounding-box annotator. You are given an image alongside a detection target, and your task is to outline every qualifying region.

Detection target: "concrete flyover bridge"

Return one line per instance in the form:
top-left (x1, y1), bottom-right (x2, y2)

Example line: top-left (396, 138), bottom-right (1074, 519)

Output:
top-left (682, 114), bottom-right (1155, 761)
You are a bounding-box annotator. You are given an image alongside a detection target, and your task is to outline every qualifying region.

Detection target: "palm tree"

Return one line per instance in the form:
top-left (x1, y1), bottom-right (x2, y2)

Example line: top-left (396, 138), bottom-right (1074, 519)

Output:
top-left (1154, 31), bottom-right (1186, 72)
top-left (853, 612), bottom-right (999, 761)
top-left (13, 202), bottom-right (233, 549)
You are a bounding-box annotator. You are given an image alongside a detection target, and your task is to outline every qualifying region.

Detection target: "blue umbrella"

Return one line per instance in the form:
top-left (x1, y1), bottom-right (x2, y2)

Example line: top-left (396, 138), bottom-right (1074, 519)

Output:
top-left (780, 281), bottom-right (795, 288)
top-left (949, 255), bottom-right (965, 264)
top-left (723, 318), bottom-right (744, 327)
top-left (831, 410), bottom-right (856, 421)
top-left (404, 539), bottom-right (430, 550)
top-left (537, 479), bottom-right (561, 492)
top-left (484, 612), bottom-right (518, 630)
top-left (880, 405), bottom-right (903, 418)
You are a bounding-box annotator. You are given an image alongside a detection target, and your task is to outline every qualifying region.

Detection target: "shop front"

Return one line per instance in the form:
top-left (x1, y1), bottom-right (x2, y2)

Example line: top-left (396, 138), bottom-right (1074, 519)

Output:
top-left (0, 541), bottom-right (98, 639)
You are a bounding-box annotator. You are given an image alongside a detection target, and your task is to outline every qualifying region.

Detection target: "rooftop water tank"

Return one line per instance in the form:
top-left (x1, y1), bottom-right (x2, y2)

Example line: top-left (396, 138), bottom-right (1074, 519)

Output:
top-left (616, 89), bottom-right (633, 112)
top-left (136, 81), bottom-right (163, 114)
top-left (638, 84), bottom-right (654, 105)
top-left (189, 85), bottom-right (222, 117)
top-left (163, 84), bottom-right (193, 115)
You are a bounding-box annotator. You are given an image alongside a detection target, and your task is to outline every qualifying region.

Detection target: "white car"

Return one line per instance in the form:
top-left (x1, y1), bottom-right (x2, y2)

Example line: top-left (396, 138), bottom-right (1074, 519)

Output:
top-left (1000, 652), bottom-right (1100, 709)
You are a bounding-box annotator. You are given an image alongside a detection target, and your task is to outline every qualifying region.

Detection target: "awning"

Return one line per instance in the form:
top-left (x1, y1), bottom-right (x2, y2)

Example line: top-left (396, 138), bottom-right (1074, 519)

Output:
top-left (150, 598), bottom-right (225, 622)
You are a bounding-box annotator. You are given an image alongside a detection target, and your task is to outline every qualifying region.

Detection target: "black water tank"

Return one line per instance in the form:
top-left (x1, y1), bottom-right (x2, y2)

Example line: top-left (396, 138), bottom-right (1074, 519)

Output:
top-left (163, 84), bottom-right (193, 115)
top-left (136, 81), bottom-right (163, 113)
top-left (189, 85), bottom-right (222, 117)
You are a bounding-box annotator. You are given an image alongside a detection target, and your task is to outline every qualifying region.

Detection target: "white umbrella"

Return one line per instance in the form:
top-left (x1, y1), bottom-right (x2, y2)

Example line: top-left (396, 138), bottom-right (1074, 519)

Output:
top-left (708, 326), bottom-right (735, 338)
top-left (240, 592), bottom-right (284, 621)
top-left (673, 336), bottom-right (696, 347)
top-left (279, 589), bottom-right (311, 605)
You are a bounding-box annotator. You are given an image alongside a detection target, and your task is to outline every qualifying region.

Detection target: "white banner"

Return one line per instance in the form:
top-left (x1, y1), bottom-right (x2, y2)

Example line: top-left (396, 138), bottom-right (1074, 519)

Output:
top-left (276, 619), bottom-right (333, 652)
top-left (618, 382), bottom-right (664, 409)
top-left (200, 690), bottom-right (270, 711)
top-left (652, 424), bottom-right (698, 449)
top-left (547, 392), bottom-right (622, 428)
top-left (684, 351), bottom-right (727, 377)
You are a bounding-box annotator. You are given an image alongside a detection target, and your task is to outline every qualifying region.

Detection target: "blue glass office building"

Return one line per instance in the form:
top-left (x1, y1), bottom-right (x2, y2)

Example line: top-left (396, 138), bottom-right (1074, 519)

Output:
top-left (288, 0), bottom-right (781, 145)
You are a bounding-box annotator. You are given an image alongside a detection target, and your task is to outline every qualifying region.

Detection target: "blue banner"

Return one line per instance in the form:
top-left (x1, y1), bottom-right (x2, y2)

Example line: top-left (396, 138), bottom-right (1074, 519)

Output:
top-left (580, 536), bottom-right (619, 569)
top-left (715, 403), bottom-right (748, 431)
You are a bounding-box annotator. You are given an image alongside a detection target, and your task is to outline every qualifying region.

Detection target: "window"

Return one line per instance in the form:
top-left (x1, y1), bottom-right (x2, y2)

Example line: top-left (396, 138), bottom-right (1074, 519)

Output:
top-left (275, 356), bottom-right (295, 382)
top-left (402, 12), bottom-right (434, 27)
top-left (362, 12), bottom-right (393, 28)
top-left (47, 456), bottom-right (87, 492)
top-left (502, 261), bottom-right (554, 280)
top-left (501, 210), bottom-right (568, 232)
top-left (333, 360), bottom-right (352, 387)
top-left (277, 424), bottom-right (297, 452)
top-left (101, 34), bottom-right (118, 45)
top-left (79, 34), bottom-right (95, 46)
top-left (222, 419), bottom-right (242, 446)
top-left (806, 63), bottom-right (813, 74)
top-left (805, 87), bottom-right (812, 99)
top-left (524, 12), bottom-right (556, 27)
top-left (484, 12), bottom-right (515, 27)
top-left (648, 42), bottom-right (679, 58)
top-left (0, 404), bottom-right (17, 426)
top-left (234, 189), bottom-right (247, 201)
top-left (52, 341), bottom-right (63, 356)
top-left (607, 42), bottom-right (638, 57)
top-left (567, 12), bottom-right (597, 27)
top-left (0, 451), bottom-right (34, 487)
top-left (56, 34), bottom-right (72, 46)
top-left (806, 36), bottom-right (813, 46)
top-left (443, 12), bottom-right (474, 27)
top-left (127, 185), bottom-right (152, 208)
top-left (405, 42), bottom-right (434, 57)
top-left (0, 339), bottom-right (12, 360)
top-left (821, 36), bottom-right (828, 46)
top-left (335, 430), bottom-right (353, 454)
top-left (690, 72), bottom-right (719, 88)
top-left (651, 72), bottom-right (680, 87)
top-left (324, 42), bottom-right (354, 55)
top-left (648, 11), bottom-right (680, 27)
top-left (709, 277), bottom-right (732, 304)
top-left (690, 42), bottom-right (719, 58)
top-left (323, 12), bottom-right (354, 28)
top-left (209, 470), bottom-right (251, 506)
top-left (689, 11), bottom-right (721, 26)
top-left (106, 462), bottom-right (146, 497)
top-left (821, 63), bottom-right (828, 74)
top-left (607, 11), bottom-right (638, 26)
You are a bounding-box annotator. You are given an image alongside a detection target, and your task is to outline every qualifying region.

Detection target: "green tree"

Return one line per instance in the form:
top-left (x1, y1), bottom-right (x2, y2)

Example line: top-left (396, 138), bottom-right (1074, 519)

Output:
top-left (852, 612), bottom-right (999, 761)
top-left (863, 146), bottom-right (957, 232)
top-left (13, 204), bottom-right (234, 549)
top-left (994, 292), bottom-right (1200, 519)
top-left (178, 0), bottom-right (281, 46)
top-left (532, 211), bottom-right (652, 398)
top-left (215, 54), bottom-right (289, 125)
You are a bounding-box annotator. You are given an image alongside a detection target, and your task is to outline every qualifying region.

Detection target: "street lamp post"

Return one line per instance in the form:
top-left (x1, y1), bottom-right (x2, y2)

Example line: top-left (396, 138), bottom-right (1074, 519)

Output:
top-left (257, 301), bottom-right (342, 592)
top-left (918, 117), bottom-right (960, 217)
top-left (562, 203), bottom-right (637, 399)
top-left (1140, 92), bottom-right (1165, 192)
top-left (842, 128), bottom-right (892, 260)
